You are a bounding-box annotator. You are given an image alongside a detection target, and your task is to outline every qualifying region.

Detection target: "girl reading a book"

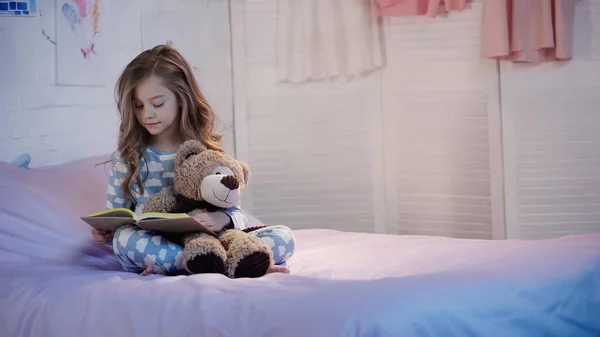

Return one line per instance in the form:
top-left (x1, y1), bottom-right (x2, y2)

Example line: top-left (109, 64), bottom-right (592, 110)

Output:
top-left (92, 45), bottom-right (295, 276)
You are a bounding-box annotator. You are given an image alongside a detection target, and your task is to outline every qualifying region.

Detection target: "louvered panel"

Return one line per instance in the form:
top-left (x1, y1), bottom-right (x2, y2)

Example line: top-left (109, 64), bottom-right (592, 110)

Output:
top-left (500, 1), bottom-right (600, 239)
top-left (244, 0), bottom-right (277, 65)
top-left (381, 0), bottom-right (497, 240)
top-left (502, 67), bottom-right (600, 239)
top-left (386, 0), bottom-right (483, 61)
top-left (583, 0), bottom-right (600, 59)
top-left (246, 91), bottom-right (375, 232)
top-left (384, 87), bottom-right (494, 239)
top-left (241, 0), bottom-right (376, 232)
top-left (246, 92), bottom-right (375, 232)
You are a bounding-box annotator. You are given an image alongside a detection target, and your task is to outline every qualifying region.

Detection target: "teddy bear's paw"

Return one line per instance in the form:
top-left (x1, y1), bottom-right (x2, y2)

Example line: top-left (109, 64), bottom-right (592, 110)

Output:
top-left (224, 234), bottom-right (273, 278)
top-left (143, 189), bottom-right (177, 213)
top-left (230, 251), bottom-right (271, 278)
top-left (182, 233), bottom-right (227, 275)
top-left (186, 253), bottom-right (226, 275)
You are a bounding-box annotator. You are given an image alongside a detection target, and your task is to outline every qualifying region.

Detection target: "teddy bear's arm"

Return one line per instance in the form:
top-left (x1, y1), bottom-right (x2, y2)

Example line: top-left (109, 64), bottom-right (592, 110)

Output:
top-left (143, 190), bottom-right (178, 213)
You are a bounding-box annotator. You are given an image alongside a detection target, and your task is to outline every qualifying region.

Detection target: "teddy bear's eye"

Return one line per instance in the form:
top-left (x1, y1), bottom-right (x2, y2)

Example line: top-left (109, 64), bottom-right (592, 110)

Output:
top-left (212, 166), bottom-right (234, 176)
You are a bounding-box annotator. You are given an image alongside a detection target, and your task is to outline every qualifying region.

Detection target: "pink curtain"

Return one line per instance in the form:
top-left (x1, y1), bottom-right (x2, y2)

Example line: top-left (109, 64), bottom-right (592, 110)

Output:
top-left (374, 0), bottom-right (467, 18)
top-left (481, 0), bottom-right (579, 63)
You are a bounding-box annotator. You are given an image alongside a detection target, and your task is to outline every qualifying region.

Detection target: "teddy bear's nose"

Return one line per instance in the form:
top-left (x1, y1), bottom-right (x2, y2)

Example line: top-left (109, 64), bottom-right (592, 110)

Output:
top-left (220, 175), bottom-right (239, 190)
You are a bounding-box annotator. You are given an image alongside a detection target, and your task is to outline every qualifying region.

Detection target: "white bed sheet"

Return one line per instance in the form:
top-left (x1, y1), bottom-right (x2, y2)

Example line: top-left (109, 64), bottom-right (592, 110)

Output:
top-left (0, 158), bottom-right (599, 337)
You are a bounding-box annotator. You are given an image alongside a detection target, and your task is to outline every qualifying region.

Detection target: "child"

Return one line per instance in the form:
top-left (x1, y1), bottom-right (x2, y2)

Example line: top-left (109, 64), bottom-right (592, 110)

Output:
top-left (92, 45), bottom-right (295, 276)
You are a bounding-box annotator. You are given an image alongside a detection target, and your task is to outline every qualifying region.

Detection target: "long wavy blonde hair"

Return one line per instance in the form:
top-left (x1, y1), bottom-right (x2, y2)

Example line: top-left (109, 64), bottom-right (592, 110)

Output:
top-left (110, 44), bottom-right (223, 201)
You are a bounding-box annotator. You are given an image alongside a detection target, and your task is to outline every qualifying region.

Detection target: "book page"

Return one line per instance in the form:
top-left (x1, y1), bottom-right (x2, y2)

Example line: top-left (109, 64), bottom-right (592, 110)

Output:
top-left (81, 217), bottom-right (132, 231)
top-left (137, 217), bottom-right (215, 235)
top-left (88, 208), bottom-right (135, 218)
top-left (137, 212), bottom-right (190, 221)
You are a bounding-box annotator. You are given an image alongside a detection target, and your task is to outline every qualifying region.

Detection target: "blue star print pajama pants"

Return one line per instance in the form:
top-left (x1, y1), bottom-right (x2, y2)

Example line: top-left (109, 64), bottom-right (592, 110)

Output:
top-left (112, 225), bottom-right (296, 275)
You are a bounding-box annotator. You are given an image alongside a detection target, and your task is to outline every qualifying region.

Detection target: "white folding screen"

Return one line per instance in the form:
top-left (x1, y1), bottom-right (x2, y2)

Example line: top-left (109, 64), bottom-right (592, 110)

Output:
top-left (500, 0), bottom-right (600, 239)
top-left (231, 0), bottom-right (600, 239)
top-left (231, 0), bottom-right (381, 232)
top-left (380, 0), bottom-right (505, 239)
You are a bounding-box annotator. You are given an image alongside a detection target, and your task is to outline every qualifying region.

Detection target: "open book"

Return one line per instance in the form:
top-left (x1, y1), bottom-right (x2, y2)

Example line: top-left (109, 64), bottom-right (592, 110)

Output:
top-left (81, 208), bottom-right (215, 235)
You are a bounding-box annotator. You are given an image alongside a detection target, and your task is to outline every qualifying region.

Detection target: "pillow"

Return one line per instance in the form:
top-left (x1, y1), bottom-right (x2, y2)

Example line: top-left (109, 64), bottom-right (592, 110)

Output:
top-left (0, 155), bottom-right (114, 265)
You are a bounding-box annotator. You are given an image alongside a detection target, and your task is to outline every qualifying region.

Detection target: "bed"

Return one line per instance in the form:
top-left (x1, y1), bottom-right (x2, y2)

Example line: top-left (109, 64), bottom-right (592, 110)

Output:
top-left (0, 156), bottom-right (599, 337)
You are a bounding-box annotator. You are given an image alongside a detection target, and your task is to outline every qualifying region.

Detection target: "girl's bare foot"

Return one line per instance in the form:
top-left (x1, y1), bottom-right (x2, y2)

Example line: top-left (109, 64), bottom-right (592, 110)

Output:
top-left (266, 265), bottom-right (290, 274)
top-left (140, 265), bottom-right (153, 276)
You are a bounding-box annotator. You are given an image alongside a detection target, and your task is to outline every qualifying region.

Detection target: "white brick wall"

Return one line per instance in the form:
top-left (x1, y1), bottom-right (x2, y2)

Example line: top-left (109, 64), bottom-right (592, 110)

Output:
top-left (0, 0), bottom-right (234, 167)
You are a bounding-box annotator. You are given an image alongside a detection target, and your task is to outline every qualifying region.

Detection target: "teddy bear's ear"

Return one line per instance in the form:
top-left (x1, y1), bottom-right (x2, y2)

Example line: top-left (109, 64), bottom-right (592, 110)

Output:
top-left (177, 140), bottom-right (206, 157)
top-left (176, 140), bottom-right (207, 165)
top-left (238, 160), bottom-right (251, 186)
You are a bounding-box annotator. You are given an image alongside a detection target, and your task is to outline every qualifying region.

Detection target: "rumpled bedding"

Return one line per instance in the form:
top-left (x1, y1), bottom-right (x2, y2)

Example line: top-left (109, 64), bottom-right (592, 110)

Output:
top-left (0, 156), bottom-right (599, 337)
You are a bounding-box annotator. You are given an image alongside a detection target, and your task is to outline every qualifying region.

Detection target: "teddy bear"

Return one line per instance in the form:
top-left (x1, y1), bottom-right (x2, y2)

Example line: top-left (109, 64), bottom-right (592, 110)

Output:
top-left (142, 140), bottom-right (272, 278)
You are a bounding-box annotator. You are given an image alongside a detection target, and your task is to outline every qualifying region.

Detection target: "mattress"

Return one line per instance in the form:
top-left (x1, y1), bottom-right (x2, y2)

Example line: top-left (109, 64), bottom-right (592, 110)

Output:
top-left (0, 157), bottom-right (599, 337)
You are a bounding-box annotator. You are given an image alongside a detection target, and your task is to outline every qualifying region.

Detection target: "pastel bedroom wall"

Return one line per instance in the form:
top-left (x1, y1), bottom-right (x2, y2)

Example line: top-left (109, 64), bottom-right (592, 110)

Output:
top-left (0, 0), bottom-right (235, 167)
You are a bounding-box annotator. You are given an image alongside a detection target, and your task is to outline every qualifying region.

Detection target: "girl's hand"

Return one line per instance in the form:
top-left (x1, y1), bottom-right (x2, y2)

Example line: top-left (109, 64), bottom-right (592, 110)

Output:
top-left (92, 228), bottom-right (114, 244)
top-left (192, 212), bottom-right (231, 232)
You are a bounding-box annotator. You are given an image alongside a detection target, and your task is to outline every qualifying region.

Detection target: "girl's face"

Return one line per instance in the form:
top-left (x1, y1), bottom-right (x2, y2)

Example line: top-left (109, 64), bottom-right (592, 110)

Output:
top-left (133, 75), bottom-right (180, 138)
